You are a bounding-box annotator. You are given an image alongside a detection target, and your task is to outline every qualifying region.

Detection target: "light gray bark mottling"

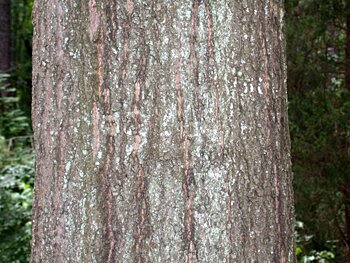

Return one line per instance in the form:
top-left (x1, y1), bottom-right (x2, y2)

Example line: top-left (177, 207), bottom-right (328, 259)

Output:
top-left (31, 0), bottom-right (295, 262)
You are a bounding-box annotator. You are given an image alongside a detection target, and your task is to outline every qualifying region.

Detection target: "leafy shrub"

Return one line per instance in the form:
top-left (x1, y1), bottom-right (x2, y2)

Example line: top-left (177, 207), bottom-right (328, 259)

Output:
top-left (296, 221), bottom-right (336, 262)
top-left (0, 136), bottom-right (34, 263)
top-left (0, 74), bottom-right (31, 140)
top-left (0, 75), bottom-right (33, 262)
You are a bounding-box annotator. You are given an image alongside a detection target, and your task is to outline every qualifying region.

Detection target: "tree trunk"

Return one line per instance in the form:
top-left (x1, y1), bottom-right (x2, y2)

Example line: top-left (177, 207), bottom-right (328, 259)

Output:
top-left (0, 0), bottom-right (11, 72)
top-left (31, 0), bottom-right (295, 262)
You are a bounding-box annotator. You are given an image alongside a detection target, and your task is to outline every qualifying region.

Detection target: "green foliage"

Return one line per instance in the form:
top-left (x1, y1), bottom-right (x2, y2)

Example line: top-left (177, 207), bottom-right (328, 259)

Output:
top-left (289, 88), bottom-right (350, 260)
top-left (301, 251), bottom-right (335, 263)
top-left (296, 221), bottom-right (336, 262)
top-left (286, 0), bottom-right (350, 260)
top-left (0, 74), bottom-right (31, 140)
top-left (0, 136), bottom-right (34, 263)
top-left (0, 73), bottom-right (33, 262)
top-left (285, 0), bottom-right (345, 93)
top-left (0, 0), bottom-right (34, 261)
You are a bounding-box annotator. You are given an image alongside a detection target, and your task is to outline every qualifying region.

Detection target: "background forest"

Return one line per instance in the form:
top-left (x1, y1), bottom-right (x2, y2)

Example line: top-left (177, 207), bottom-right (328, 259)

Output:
top-left (0, 0), bottom-right (349, 262)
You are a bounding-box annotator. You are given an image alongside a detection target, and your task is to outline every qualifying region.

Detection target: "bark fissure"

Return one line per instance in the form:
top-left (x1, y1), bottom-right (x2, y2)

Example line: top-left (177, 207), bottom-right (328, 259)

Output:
top-left (176, 46), bottom-right (197, 263)
top-left (132, 20), bottom-right (150, 261)
top-left (190, 0), bottom-right (200, 120)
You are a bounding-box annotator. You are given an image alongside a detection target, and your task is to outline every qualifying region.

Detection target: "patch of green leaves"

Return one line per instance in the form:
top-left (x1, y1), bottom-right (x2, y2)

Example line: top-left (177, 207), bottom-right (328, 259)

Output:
top-left (0, 136), bottom-right (34, 263)
top-left (296, 221), bottom-right (336, 262)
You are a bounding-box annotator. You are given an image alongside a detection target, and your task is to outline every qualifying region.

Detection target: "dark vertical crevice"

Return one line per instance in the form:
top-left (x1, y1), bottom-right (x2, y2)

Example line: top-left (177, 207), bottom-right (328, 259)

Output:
top-left (118, 1), bottom-right (133, 182)
top-left (190, 0), bottom-right (200, 121)
top-left (175, 43), bottom-right (197, 262)
top-left (204, 0), bottom-right (224, 159)
top-left (132, 11), bottom-right (151, 262)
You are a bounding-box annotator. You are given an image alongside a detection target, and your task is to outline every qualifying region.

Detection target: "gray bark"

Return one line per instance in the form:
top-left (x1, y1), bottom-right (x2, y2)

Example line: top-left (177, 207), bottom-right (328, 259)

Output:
top-left (31, 0), bottom-right (295, 262)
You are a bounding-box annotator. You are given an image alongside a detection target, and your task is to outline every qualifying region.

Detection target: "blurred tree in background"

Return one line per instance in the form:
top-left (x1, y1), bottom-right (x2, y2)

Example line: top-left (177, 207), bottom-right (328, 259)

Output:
top-left (0, 0), bottom-right (349, 262)
top-left (10, 0), bottom-right (32, 115)
top-left (0, 0), bottom-right (11, 73)
top-left (286, 0), bottom-right (350, 262)
top-left (0, 0), bottom-right (33, 262)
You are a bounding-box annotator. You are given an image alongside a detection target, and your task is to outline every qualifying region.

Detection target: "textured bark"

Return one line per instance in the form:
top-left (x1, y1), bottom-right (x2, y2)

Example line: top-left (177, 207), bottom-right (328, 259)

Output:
top-left (0, 0), bottom-right (11, 72)
top-left (31, 0), bottom-right (295, 262)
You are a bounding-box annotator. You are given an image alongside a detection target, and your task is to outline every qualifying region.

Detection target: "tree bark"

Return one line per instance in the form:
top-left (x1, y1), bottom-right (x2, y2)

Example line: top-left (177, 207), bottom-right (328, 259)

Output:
top-left (31, 0), bottom-right (295, 262)
top-left (0, 0), bottom-right (11, 72)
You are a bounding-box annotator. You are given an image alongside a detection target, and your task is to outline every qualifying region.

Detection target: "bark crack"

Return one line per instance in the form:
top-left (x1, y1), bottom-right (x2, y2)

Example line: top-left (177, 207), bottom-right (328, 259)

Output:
top-left (176, 46), bottom-right (197, 263)
top-left (131, 26), bottom-right (149, 261)
top-left (204, 0), bottom-right (225, 158)
top-left (132, 81), bottom-right (147, 263)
